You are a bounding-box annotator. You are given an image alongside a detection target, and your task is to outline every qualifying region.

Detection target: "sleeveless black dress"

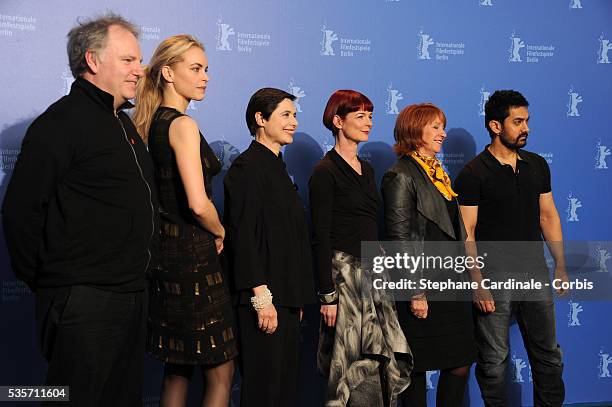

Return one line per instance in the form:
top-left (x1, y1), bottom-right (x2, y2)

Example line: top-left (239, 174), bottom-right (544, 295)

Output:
top-left (146, 106), bottom-right (238, 365)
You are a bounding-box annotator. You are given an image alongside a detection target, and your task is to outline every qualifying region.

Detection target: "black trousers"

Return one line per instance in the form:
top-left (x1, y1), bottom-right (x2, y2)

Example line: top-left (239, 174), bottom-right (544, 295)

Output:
top-left (237, 305), bottom-right (300, 407)
top-left (36, 285), bottom-right (146, 407)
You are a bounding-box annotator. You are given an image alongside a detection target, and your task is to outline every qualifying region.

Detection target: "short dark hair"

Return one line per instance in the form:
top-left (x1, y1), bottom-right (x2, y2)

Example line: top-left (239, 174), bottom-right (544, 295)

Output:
top-left (484, 90), bottom-right (529, 139)
top-left (322, 90), bottom-right (373, 136)
top-left (66, 12), bottom-right (139, 78)
top-left (245, 88), bottom-right (296, 136)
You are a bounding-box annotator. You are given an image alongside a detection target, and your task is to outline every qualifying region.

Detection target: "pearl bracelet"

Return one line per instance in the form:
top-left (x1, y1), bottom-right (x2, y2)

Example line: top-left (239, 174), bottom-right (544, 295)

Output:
top-left (250, 287), bottom-right (273, 311)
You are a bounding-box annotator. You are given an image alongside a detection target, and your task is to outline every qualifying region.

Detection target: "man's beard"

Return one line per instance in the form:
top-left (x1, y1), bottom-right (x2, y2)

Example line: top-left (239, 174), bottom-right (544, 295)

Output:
top-left (499, 130), bottom-right (528, 150)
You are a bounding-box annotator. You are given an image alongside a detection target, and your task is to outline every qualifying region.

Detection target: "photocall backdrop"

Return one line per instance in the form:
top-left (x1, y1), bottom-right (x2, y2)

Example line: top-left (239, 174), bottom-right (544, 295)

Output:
top-left (1, 0), bottom-right (611, 405)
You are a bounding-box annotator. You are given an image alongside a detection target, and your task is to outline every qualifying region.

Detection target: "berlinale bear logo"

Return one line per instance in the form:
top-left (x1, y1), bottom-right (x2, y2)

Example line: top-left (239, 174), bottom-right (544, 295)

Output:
top-left (386, 84), bottom-right (404, 115)
top-left (216, 17), bottom-right (235, 51)
top-left (509, 31), bottom-right (525, 62)
top-left (288, 80), bottom-right (306, 113)
top-left (320, 25), bottom-right (338, 56)
top-left (566, 88), bottom-right (583, 117)
top-left (417, 30), bottom-right (435, 60)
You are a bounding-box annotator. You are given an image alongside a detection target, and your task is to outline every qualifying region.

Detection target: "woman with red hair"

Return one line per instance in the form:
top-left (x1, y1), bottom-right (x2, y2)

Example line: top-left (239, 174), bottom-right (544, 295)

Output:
top-left (381, 103), bottom-right (475, 406)
top-left (310, 90), bottom-right (411, 406)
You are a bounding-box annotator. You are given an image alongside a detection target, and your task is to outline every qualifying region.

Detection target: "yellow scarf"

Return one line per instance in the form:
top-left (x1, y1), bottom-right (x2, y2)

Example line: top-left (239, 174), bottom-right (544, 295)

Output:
top-left (410, 152), bottom-right (458, 201)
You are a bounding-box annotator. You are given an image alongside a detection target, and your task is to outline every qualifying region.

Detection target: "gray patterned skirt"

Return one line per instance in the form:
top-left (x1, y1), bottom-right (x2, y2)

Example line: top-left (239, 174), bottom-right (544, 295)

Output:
top-left (318, 250), bottom-right (413, 407)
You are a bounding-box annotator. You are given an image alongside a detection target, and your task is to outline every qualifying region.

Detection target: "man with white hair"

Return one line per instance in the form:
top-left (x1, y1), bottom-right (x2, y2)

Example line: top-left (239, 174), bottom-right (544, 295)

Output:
top-left (2, 13), bottom-right (157, 406)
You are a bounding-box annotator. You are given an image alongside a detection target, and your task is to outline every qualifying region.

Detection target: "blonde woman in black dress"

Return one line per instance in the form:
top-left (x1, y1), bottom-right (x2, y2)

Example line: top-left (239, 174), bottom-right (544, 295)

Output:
top-left (134, 35), bottom-right (237, 407)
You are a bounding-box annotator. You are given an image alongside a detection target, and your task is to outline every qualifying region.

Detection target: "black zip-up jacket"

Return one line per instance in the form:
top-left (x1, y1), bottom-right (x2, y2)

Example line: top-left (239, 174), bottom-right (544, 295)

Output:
top-left (2, 78), bottom-right (158, 292)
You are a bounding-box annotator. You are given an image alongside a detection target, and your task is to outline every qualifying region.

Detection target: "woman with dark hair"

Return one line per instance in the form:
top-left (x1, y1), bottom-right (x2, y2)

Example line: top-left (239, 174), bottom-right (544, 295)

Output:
top-left (381, 103), bottom-right (475, 407)
top-left (133, 35), bottom-right (237, 407)
top-left (223, 88), bottom-right (315, 407)
top-left (311, 90), bottom-right (411, 406)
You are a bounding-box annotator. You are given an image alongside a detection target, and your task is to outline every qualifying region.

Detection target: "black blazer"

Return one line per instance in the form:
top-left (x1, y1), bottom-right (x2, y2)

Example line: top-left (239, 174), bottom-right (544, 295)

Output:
top-left (381, 155), bottom-right (467, 244)
top-left (223, 141), bottom-right (315, 307)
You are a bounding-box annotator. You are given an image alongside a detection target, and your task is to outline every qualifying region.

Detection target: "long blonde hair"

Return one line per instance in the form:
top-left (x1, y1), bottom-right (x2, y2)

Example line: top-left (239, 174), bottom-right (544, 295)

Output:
top-left (133, 34), bottom-right (204, 141)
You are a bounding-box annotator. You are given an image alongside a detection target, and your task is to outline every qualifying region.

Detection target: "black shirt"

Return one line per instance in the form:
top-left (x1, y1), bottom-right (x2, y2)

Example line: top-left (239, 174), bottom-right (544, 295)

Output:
top-left (309, 149), bottom-right (380, 294)
top-left (455, 147), bottom-right (551, 274)
top-left (454, 146), bottom-right (551, 242)
top-left (2, 78), bottom-right (158, 292)
top-left (223, 141), bottom-right (315, 307)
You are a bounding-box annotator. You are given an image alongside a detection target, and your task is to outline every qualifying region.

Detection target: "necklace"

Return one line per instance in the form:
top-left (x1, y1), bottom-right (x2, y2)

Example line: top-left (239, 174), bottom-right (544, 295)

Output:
top-left (488, 146), bottom-right (517, 166)
top-left (335, 147), bottom-right (361, 174)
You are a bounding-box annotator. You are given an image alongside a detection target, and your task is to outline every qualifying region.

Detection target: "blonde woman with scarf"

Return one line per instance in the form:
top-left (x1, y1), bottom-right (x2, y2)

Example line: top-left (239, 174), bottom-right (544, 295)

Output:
top-left (381, 103), bottom-right (475, 407)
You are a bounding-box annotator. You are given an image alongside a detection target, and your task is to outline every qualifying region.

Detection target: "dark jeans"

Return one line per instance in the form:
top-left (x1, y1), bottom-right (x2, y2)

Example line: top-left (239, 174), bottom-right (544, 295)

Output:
top-left (475, 298), bottom-right (564, 407)
top-left (36, 285), bottom-right (147, 407)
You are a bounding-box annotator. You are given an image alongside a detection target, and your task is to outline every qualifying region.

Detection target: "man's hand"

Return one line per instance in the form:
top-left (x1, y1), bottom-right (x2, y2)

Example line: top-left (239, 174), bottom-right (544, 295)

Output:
top-left (473, 287), bottom-right (496, 313)
top-left (554, 265), bottom-right (570, 297)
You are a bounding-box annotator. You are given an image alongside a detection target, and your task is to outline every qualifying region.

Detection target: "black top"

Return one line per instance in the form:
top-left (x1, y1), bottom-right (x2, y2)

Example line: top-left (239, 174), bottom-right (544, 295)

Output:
top-left (2, 77), bottom-right (158, 291)
top-left (424, 198), bottom-right (462, 242)
top-left (309, 149), bottom-right (380, 294)
top-left (148, 107), bottom-right (221, 229)
top-left (454, 146), bottom-right (551, 242)
top-left (454, 147), bottom-right (550, 274)
top-left (223, 141), bottom-right (315, 307)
